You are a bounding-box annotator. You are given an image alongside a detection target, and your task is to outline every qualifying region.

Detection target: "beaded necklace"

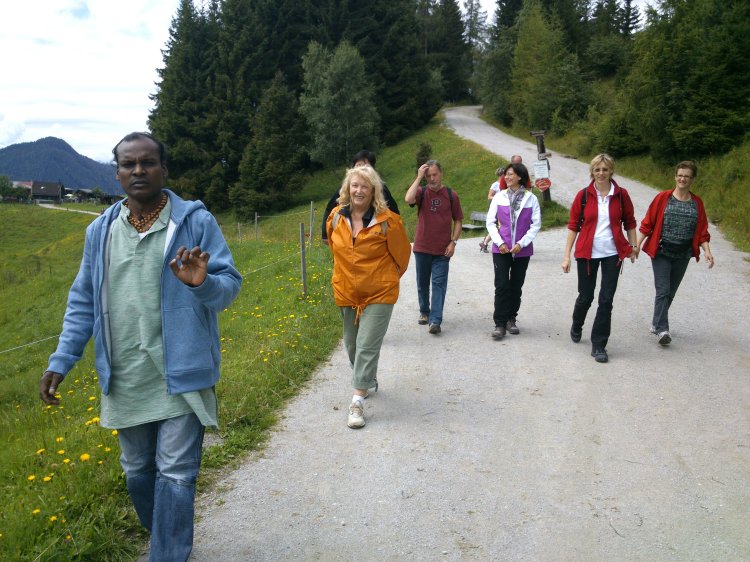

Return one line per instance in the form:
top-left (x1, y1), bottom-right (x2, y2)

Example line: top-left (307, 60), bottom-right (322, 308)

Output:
top-left (123, 192), bottom-right (168, 233)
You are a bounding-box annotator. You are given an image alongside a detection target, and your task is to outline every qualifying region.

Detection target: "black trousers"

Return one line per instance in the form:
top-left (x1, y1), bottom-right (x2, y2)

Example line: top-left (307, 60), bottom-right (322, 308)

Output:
top-left (493, 253), bottom-right (530, 326)
top-left (572, 255), bottom-right (621, 349)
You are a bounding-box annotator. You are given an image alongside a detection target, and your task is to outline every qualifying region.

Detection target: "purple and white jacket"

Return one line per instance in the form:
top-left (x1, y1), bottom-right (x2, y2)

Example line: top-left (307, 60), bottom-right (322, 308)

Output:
top-left (485, 189), bottom-right (541, 257)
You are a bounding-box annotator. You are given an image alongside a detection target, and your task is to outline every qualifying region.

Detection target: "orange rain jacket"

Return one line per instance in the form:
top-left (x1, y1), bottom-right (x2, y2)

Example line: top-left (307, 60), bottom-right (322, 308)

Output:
top-left (327, 206), bottom-right (411, 320)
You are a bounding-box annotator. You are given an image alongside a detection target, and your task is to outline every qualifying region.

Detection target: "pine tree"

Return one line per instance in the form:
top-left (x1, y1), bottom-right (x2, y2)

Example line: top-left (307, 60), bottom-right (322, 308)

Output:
top-left (149, 0), bottom-right (219, 202)
top-left (229, 72), bottom-right (306, 217)
top-left (626, 0), bottom-right (750, 159)
top-left (464, 0), bottom-right (489, 51)
top-left (492, 0), bottom-right (525, 33)
top-left (429, 0), bottom-right (473, 101)
top-left (299, 41), bottom-right (380, 166)
top-left (510, 0), bottom-right (588, 132)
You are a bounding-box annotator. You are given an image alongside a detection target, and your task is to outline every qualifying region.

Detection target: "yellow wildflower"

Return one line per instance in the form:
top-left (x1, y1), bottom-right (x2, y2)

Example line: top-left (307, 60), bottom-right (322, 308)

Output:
top-left (79, 453), bottom-right (91, 462)
top-left (43, 476), bottom-right (52, 482)
top-left (56, 437), bottom-right (64, 443)
top-left (57, 450), bottom-right (65, 455)
top-left (27, 475), bottom-right (36, 481)
top-left (49, 515), bottom-right (58, 522)
top-left (111, 430), bottom-right (118, 436)
top-left (36, 448), bottom-right (45, 455)
top-left (32, 509), bottom-right (41, 515)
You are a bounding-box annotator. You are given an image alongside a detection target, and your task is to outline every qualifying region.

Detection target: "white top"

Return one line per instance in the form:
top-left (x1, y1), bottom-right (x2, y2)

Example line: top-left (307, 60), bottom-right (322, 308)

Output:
top-left (488, 180), bottom-right (500, 194)
top-left (591, 183), bottom-right (618, 259)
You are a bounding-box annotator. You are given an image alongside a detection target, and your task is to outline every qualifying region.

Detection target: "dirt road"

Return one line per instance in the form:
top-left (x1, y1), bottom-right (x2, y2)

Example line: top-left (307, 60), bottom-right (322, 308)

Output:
top-left (189, 106), bottom-right (750, 561)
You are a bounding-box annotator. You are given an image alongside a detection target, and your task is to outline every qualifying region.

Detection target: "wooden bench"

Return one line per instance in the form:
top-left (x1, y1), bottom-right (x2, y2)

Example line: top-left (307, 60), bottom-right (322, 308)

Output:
top-left (462, 210), bottom-right (487, 230)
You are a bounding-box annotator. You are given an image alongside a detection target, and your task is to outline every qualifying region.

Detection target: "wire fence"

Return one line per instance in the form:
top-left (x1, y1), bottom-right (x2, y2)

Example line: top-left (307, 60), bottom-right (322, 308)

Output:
top-left (1, 202), bottom-right (325, 357)
top-left (224, 202), bottom-right (318, 244)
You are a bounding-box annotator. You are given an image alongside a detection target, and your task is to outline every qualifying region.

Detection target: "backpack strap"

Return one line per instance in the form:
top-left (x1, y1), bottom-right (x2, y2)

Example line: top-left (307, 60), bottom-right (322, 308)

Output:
top-left (577, 188), bottom-right (587, 232)
top-left (578, 187), bottom-right (626, 232)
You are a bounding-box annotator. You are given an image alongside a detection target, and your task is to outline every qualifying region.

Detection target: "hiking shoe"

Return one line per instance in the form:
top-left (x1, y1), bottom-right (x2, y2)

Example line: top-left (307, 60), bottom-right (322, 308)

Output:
top-left (428, 323), bottom-right (441, 334)
top-left (347, 402), bottom-right (365, 429)
top-left (570, 325), bottom-right (582, 343)
top-left (591, 348), bottom-right (608, 363)
top-left (418, 314), bottom-right (428, 325)
top-left (506, 319), bottom-right (520, 335)
top-left (492, 325), bottom-right (506, 339)
top-left (657, 331), bottom-right (671, 346)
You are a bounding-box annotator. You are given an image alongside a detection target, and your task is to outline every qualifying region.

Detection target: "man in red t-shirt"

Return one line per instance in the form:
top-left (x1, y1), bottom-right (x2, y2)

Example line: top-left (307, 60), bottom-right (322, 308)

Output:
top-left (405, 160), bottom-right (464, 334)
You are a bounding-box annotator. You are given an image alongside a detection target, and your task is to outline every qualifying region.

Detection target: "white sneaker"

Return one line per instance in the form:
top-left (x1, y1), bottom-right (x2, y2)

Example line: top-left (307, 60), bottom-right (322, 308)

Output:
top-left (649, 325), bottom-right (657, 334)
top-left (657, 331), bottom-right (671, 346)
top-left (347, 402), bottom-right (365, 428)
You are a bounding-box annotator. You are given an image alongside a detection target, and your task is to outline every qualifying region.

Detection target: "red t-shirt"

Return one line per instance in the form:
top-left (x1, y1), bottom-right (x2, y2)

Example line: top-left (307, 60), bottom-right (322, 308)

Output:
top-left (412, 186), bottom-right (463, 255)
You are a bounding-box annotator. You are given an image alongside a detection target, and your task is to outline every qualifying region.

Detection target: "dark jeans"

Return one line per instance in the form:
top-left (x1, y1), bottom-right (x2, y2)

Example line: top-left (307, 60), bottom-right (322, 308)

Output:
top-left (651, 253), bottom-right (691, 332)
top-left (493, 253), bottom-right (530, 326)
top-left (572, 255), bottom-right (621, 349)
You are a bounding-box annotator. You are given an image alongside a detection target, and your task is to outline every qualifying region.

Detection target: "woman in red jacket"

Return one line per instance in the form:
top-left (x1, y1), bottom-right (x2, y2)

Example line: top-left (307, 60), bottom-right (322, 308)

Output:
top-left (636, 161), bottom-right (714, 346)
top-left (561, 154), bottom-right (637, 363)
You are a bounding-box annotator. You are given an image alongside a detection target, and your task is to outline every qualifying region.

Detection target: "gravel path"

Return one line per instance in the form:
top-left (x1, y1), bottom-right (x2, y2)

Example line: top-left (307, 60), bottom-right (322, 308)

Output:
top-left (188, 106), bottom-right (750, 561)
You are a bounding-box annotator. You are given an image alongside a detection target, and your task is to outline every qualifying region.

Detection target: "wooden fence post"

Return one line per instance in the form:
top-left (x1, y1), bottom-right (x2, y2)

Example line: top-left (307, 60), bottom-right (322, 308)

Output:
top-left (299, 223), bottom-right (308, 297)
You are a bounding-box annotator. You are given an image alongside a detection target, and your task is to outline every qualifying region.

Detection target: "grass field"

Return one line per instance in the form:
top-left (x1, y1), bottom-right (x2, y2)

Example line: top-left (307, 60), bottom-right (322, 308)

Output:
top-left (0, 112), bottom-right (571, 560)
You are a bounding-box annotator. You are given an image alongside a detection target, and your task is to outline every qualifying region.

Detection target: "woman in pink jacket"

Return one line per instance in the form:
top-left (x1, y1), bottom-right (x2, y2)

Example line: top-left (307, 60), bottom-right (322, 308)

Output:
top-left (636, 161), bottom-right (714, 346)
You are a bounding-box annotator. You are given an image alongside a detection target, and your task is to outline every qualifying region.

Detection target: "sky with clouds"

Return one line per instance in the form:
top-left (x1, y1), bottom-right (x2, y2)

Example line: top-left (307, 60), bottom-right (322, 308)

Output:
top-left (1, 0), bottom-right (651, 163)
top-left (1, 0), bottom-right (180, 162)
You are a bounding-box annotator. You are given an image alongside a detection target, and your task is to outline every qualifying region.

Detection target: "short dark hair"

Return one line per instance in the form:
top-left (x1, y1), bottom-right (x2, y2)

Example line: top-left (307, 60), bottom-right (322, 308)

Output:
top-left (507, 162), bottom-right (530, 187)
top-left (112, 132), bottom-right (167, 165)
top-left (675, 160), bottom-right (698, 178)
top-left (351, 150), bottom-right (376, 167)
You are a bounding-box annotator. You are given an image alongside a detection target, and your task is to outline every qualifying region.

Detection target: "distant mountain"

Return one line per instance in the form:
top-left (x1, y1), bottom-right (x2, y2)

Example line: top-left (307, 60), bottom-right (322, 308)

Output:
top-left (0, 137), bottom-right (123, 195)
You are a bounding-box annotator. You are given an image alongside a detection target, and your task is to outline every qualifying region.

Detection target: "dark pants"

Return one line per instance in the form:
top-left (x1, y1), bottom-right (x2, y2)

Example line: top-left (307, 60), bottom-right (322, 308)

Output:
top-left (651, 253), bottom-right (691, 333)
top-left (572, 255), bottom-right (620, 349)
top-left (493, 253), bottom-right (530, 326)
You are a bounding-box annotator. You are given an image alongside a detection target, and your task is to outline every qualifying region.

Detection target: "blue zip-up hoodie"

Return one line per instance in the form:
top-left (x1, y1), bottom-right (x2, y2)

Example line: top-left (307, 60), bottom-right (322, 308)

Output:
top-left (47, 189), bottom-right (242, 395)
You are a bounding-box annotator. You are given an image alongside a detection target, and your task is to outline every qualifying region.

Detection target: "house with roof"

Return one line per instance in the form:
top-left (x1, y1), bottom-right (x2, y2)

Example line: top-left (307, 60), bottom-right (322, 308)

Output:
top-left (30, 181), bottom-right (64, 203)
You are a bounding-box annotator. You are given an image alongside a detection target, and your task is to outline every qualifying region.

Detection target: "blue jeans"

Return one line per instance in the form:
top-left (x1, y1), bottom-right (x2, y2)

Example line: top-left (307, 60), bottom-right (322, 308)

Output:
top-left (651, 253), bottom-right (691, 332)
top-left (414, 252), bottom-right (450, 326)
top-left (572, 255), bottom-right (621, 349)
top-left (118, 413), bottom-right (205, 562)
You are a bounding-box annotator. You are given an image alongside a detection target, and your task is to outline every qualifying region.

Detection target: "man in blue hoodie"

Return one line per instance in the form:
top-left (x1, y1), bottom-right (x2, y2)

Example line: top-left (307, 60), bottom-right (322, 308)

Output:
top-left (39, 132), bottom-right (242, 562)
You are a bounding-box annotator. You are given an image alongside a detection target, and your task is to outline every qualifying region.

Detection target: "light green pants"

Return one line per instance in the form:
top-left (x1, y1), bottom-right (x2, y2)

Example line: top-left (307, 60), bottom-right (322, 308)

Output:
top-left (340, 304), bottom-right (394, 390)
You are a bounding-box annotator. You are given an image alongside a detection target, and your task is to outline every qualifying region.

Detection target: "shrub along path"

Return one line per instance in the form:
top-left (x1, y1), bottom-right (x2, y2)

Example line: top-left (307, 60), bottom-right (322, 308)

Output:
top-left (188, 107), bottom-right (750, 561)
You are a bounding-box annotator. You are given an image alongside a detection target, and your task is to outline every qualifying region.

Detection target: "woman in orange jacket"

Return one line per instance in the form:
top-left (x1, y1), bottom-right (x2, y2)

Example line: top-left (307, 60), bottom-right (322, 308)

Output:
top-left (327, 165), bottom-right (411, 429)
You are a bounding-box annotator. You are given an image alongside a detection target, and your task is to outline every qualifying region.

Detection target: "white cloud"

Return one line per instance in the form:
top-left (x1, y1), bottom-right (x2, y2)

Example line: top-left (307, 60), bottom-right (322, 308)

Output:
top-left (1, 0), bottom-right (179, 162)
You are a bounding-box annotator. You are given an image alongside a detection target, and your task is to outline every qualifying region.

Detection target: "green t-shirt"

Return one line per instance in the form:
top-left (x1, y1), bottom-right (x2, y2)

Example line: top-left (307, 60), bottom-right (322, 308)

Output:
top-left (100, 199), bottom-right (217, 429)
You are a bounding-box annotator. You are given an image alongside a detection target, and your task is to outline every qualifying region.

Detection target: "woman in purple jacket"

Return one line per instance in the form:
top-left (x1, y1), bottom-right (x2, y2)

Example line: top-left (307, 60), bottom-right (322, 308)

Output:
top-left (485, 163), bottom-right (541, 339)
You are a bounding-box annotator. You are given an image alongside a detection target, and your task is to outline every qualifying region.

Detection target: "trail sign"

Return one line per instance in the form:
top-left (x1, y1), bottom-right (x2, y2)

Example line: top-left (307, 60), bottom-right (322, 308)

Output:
top-left (535, 177), bottom-right (552, 191)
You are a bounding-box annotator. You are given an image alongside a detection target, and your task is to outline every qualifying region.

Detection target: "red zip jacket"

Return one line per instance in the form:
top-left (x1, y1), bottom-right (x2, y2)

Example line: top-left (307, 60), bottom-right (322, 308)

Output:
top-left (639, 189), bottom-right (710, 261)
top-left (566, 180), bottom-right (637, 260)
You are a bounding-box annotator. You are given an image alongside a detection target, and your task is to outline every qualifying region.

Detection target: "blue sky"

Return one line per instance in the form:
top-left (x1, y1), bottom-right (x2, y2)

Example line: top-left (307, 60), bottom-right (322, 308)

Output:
top-left (0, 0), bottom-right (651, 163)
